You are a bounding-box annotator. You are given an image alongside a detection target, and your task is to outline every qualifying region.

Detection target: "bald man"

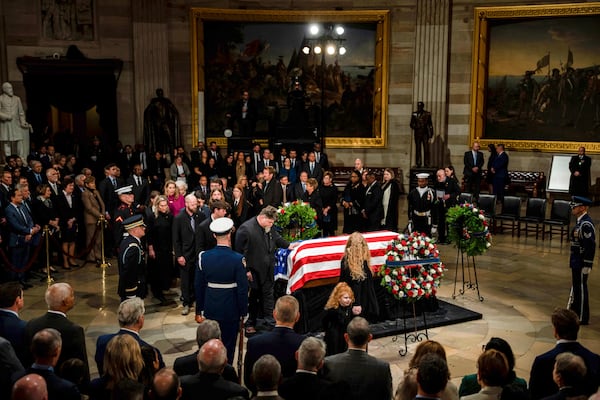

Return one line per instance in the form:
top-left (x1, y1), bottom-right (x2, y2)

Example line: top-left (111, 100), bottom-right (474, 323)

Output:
top-left (11, 373), bottom-right (47, 400)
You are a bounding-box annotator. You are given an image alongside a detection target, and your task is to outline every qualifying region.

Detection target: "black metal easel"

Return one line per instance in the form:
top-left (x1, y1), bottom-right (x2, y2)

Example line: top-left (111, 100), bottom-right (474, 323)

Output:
top-left (452, 243), bottom-right (484, 301)
top-left (392, 300), bottom-right (429, 356)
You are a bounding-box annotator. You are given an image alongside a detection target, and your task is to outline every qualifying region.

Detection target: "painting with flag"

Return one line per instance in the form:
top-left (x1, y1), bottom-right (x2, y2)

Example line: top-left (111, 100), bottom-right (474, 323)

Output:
top-left (535, 53), bottom-right (550, 73)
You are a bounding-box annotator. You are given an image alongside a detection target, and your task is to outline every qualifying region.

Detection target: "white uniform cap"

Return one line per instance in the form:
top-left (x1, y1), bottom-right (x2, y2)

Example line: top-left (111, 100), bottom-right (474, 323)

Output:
top-left (210, 217), bottom-right (234, 235)
top-left (416, 173), bottom-right (430, 179)
top-left (115, 185), bottom-right (134, 195)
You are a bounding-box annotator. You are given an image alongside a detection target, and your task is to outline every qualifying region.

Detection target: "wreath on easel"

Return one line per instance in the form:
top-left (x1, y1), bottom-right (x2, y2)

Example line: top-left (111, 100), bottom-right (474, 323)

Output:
top-left (446, 203), bottom-right (492, 256)
top-left (274, 200), bottom-right (320, 242)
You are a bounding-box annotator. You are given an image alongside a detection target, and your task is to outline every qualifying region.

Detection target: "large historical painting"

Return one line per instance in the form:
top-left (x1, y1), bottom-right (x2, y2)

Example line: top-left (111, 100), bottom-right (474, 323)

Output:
top-left (470, 3), bottom-right (600, 153)
top-left (190, 9), bottom-right (390, 148)
top-left (41, 0), bottom-right (94, 41)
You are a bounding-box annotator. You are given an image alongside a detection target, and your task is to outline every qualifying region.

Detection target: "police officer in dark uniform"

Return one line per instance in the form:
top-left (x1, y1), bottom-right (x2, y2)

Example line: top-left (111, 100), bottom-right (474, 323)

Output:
top-left (113, 185), bottom-right (136, 248)
top-left (407, 173), bottom-right (438, 236)
top-left (194, 217), bottom-right (248, 363)
top-left (118, 215), bottom-right (147, 301)
top-left (569, 196), bottom-right (595, 325)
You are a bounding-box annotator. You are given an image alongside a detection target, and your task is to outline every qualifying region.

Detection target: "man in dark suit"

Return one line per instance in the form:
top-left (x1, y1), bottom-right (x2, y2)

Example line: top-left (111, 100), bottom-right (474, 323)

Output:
top-left (569, 146), bottom-right (592, 197)
top-left (279, 175), bottom-right (294, 203)
top-left (97, 163), bottom-right (123, 218)
top-left (529, 308), bottom-right (600, 399)
top-left (173, 194), bottom-right (204, 316)
top-left (0, 281), bottom-right (27, 363)
top-left (235, 207), bottom-right (291, 333)
top-left (321, 317), bottom-right (392, 400)
top-left (149, 368), bottom-right (181, 400)
top-left (249, 144), bottom-right (263, 181)
top-left (463, 141), bottom-right (484, 199)
top-left (196, 200), bottom-right (228, 253)
top-left (252, 354), bottom-right (285, 400)
top-left (302, 152), bottom-right (323, 184)
top-left (262, 166), bottom-right (283, 209)
top-left (542, 352), bottom-right (588, 400)
top-left (26, 160), bottom-right (45, 194)
top-left (173, 319), bottom-right (238, 382)
top-left (313, 142), bottom-right (329, 170)
top-left (94, 297), bottom-right (165, 375)
top-left (490, 144), bottom-right (509, 203)
top-left (195, 218), bottom-right (248, 364)
top-left (208, 141), bottom-right (224, 168)
top-left (24, 283), bottom-right (90, 386)
top-left (180, 339), bottom-right (249, 400)
top-left (244, 296), bottom-right (305, 394)
top-left (293, 171), bottom-right (309, 201)
top-left (227, 90), bottom-right (258, 137)
top-left (414, 353), bottom-right (450, 400)
top-left (0, 337), bottom-right (24, 399)
top-left (12, 328), bottom-right (80, 400)
top-left (279, 337), bottom-right (334, 400)
top-left (362, 171), bottom-right (384, 232)
top-left (126, 163), bottom-right (150, 207)
top-left (0, 169), bottom-right (13, 207)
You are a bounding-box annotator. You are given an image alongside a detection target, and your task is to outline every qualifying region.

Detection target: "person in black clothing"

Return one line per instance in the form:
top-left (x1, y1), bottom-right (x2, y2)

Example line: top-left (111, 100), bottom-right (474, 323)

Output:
top-left (322, 282), bottom-right (358, 356)
top-left (319, 172), bottom-right (338, 237)
top-left (362, 172), bottom-right (383, 232)
top-left (339, 232), bottom-right (379, 322)
top-left (486, 143), bottom-right (497, 195)
top-left (381, 168), bottom-right (400, 232)
top-left (300, 178), bottom-right (322, 237)
top-left (146, 196), bottom-right (173, 305)
top-left (434, 169), bottom-right (460, 244)
top-left (341, 170), bottom-right (365, 234)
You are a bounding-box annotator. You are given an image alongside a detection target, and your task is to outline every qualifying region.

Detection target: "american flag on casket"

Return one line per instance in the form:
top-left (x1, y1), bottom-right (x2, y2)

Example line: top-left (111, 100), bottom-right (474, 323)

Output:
top-left (275, 231), bottom-right (400, 294)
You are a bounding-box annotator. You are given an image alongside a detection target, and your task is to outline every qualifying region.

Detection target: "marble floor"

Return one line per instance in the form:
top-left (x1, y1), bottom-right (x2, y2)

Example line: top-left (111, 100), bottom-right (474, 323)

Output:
top-left (17, 198), bottom-right (600, 392)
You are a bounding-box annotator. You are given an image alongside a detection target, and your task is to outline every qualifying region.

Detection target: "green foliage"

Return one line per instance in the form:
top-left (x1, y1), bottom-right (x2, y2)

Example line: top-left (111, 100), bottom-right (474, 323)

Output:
top-left (274, 200), bottom-right (320, 242)
top-left (446, 203), bottom-right (492, 256)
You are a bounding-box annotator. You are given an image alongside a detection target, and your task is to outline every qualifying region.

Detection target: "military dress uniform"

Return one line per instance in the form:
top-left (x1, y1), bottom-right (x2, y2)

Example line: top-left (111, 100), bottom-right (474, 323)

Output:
top-left (118, 215), bottom-right (147, 301)
top-left (569, 197), bottom-right (595, 324)
top-left (407, 177), bottom-right (438, 236)
top-left (195, 218), bottom-right (248, 363)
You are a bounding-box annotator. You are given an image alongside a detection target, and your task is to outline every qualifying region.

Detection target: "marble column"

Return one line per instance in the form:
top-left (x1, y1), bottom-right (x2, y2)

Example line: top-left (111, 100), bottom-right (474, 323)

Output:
top-left (131, 0), bottom-right (170, 145)
top-left (0, 1), bottom-right (7, 83)
top-left (412, 0), bottom-right (450, 169)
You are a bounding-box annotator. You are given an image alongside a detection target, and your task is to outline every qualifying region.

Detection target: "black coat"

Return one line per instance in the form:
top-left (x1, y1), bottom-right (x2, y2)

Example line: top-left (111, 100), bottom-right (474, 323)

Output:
top-left (12, 366), bottom-right (80, 400)
top-left (342, 182), bottom-right (366, 234)
top-left (363, 181), bottom-right (384, 232)
top-left (172, 210), bottom-right (204, 265)
top-left (322, 306), bottom-right (353, 356)
top-left (279, 371), bottom-right (336, 400)
top-left (569, 154), bottom-right (592, 197)
top-left (173, 351), bottom-right (238, 382)
top-left (196, 216), bottom-right (217, 252)
top-left (180, 372), bottom-right (249, 400)
top-left (339, 258), bottom-right (379, 321)
top-left (381, 180), bottom-right (400, 231)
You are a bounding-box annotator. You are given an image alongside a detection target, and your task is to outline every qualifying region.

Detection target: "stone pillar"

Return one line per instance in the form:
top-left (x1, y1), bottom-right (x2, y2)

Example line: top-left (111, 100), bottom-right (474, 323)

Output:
top-left (412, 0), bottom-right (451, 169)
top-left (0, 0), bottom-right (7, 83)
top-left (131, 0), bottom-right (170, 144)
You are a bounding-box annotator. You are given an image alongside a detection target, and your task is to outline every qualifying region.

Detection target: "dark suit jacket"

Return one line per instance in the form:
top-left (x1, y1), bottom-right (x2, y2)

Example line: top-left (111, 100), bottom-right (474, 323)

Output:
top-left (54, 193), bottom-right (82, 236)
top-left (24, 312), bottom-right (90, 384)
top-left (0, 309), bottom-right (27, 363)
top-left (1, 337), bottom-right (24, 399)
top-left (321, 349), bottom-right (392, 400)
top-left (293, 182), bottom-right (307, 201)
top-left (12, 365), bottom-right (80, 400)
top-left (180, 372), bottom-right (249, 400)
top-left (5, 203), bottom-right (35, 248)
top-left (97, 176), bottom-right (123, 216)
top-left (491, 151), bottom-right (509, 179)
top-left (302, 162), bottom-right (323, 183)
top-left (243, 327), bottom-right (305, 394)
top-left (363, 181), bottom-right (384, 231)
top-left (172, 210), bottom-right (204, 265)
top-left (173, 351), bottom-right (238, 382)
top-left (262, 178), bottom-right (283, 208)
top-left (279, 371), bottom-right (336, 400)
top-left (197, 216), bottom-right (217, 252)
top-left (463, 150), bottom-right (484, 177)
top-left (94, 328), bottom-right (165, 375)
top-left (529, 341), bottom-right (600, 399)
top-left (126, 175), bottom-right (150, 206)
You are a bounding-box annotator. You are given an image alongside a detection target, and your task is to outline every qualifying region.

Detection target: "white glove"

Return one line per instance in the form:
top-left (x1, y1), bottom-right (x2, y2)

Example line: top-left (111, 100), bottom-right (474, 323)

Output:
top-left (431, 226), bottom-right (438, 235)
top-left (582, 267), bottom-right (591, 275)
top-left (407, 221), bottom-right (412, 233)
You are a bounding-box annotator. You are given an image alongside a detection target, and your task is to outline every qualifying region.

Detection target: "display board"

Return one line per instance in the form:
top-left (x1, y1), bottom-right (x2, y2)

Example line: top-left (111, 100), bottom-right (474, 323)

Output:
top-left (547, 155), bottom-right (571, 193)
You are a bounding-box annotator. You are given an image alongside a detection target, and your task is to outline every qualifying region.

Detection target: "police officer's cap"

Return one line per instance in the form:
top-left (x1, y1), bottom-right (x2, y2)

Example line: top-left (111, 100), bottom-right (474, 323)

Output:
top-left (416, 173), bottom-right (429, 179)
top-left (115, 185), bottom-right (134, 195)
top-left (123, 214), bottom-right (145, 230)
top-left (210, 217), bottom-right (234, 235)
top-left (570, 196), bottom-right (592, 208)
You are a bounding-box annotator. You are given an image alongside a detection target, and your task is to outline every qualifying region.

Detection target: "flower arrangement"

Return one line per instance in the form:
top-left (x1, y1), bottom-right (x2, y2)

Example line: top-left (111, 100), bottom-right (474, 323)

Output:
top-left (274, 200), bottom-right (320, 242)
top-left (445, 203), bottom-right (492, 256)
top-left (378, 232), bottom-right (446, 301)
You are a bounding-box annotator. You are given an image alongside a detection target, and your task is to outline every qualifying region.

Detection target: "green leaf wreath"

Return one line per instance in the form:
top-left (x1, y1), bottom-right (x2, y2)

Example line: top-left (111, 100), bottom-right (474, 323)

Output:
top-left (274, 200), bottom-right (320, 242)
top-left (446, 203), bottom-right (492, 256)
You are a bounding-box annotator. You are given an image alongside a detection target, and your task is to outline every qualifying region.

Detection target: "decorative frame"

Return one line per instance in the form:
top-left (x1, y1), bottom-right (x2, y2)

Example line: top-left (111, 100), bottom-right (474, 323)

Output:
top-left (40, 0), bottom-right (96, 42)
top-left (470, 3), bottom-right (600, 153)
top-left (190, 8), bottom-right (390, 148)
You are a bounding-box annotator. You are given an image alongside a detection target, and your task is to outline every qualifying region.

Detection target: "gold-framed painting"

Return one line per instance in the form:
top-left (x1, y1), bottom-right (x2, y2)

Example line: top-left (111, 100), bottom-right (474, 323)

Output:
top-left (470, 2), bottom-right (600, 153)
top-left (190, 8), bottom-right (390, 149)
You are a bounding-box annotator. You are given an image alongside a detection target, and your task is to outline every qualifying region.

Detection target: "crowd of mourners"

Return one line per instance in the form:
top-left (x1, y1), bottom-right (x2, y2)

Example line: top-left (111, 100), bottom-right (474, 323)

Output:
top-left (1, 138), bottom-right (599, 400)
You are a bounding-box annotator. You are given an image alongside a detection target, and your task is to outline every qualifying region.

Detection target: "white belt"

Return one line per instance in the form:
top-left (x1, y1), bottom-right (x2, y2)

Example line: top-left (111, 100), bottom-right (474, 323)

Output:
top-left (207, 282), bottom-right (238, 289)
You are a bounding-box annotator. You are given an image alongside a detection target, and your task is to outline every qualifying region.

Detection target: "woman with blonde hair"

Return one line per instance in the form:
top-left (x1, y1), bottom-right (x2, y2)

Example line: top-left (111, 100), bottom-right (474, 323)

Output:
top-left (89, 334), bottom-right (144, 400)
top-left (339, 232), bottom-right (379, 321)
top-left (395, 340), bottom-right (458, 400)
top-left (164, 179), bottom-right (184, 216)
top-left (322, 282), bottom-right (359, 355)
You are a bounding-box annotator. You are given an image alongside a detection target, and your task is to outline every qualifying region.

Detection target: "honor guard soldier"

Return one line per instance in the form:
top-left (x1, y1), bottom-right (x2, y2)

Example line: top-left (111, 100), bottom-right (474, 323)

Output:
top-left (569, 196), bottom-right (595, 325)
top-left (118, 215), bottom-right (147, 301)
top-left (113, 185), bottom-right (136, 246)
top-left (194, 217), bottom-right (248, 363)
top-left (407, 173), bottom-right (438, 236)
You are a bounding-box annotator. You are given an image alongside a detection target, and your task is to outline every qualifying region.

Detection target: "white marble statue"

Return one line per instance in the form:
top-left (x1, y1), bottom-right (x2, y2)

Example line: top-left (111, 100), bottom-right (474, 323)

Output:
top-left (0, 82), bottom-right (31, 162)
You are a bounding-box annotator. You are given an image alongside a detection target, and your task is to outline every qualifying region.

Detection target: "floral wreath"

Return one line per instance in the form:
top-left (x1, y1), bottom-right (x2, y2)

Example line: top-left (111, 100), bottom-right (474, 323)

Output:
top-left (446, 203), bottom-right (492, 256)
top-left (377, 232), bottom-right (446, 301)
top-left (274, 200), bottom-right (320, 242)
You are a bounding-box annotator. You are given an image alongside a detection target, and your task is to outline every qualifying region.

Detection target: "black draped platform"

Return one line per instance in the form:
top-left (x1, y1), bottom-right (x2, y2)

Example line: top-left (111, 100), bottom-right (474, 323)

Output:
top-left (291, 283), bottom-right (482, 337)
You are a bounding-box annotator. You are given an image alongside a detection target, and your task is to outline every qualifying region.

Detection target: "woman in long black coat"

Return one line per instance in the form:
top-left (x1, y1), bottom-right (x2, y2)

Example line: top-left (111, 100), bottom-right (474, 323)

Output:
top-left (319, 171), bottom-right (338, 237)
top-left (341, 170), bottom-right (366, 233)
top-left (146, 195), bottom-right (174, 303)
top-left (55, 177), bottom-right (81, 269)
top-left (31, 184), bottom-right (60, 273)
top-left (381, 168), bottom-right (401, 232)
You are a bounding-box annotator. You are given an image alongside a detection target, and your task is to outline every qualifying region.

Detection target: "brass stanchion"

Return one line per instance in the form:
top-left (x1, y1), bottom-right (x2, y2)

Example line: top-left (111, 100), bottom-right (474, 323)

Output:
top-left (43, 225), bottom-right (54, 285)
top-left (98, 215), bottom-right (111, 269)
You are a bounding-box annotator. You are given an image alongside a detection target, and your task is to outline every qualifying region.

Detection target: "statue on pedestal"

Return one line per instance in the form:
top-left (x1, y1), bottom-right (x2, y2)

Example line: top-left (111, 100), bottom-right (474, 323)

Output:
top-left (143, 88), bottom-right (181, 156)
top-left (0, 82), bottom-right (32, 163)
top-left (410, 101), bottom-right (434, 168)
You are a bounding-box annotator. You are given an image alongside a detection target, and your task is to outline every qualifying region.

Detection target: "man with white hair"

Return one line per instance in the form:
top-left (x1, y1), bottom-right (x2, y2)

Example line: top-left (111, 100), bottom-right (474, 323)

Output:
top-left (24, 283), bottom-right (89, 385)
top-left (94, 297), bottom-right (165, 374)
top-left (0, 82), bottom-right (31, 162)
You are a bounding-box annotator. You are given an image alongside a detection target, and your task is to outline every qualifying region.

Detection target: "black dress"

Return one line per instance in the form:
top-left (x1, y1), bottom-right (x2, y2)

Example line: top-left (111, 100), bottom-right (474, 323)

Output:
top-left (341, 181), bottom-right (366, 234)
top-left (381, 180), bottom-right (400, 232)
top-left (319, 184), bottom-right (338, 237)
top-left (339, 258), bottom-right (380, 322)
top-left (147, 211), bottom-right (175, 289)
top-left (322, 305), bottom-right (354, 356)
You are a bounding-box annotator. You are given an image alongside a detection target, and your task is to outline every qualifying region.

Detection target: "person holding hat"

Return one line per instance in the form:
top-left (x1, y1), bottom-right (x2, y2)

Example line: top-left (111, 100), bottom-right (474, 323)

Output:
top-left (407, 173), bottom-right (437, 236)
top-left (569, 196), bottom-right (595, 325)
top-left (118, 214), bottom-right (147, 301)
top-left (194, 217), bottom-right (248, 363)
